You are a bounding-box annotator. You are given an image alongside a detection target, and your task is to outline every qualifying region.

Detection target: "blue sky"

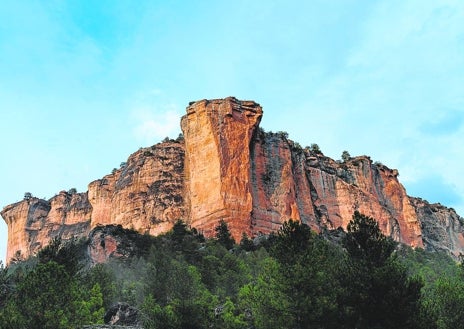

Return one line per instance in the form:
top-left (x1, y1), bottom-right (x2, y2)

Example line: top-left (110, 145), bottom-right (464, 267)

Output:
top-left (1, 0), bottom-right (463, 263)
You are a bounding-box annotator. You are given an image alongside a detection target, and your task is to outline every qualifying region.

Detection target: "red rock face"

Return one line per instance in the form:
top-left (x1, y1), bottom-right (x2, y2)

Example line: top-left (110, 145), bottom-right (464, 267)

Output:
top-left (304, 155), bottom-right (423, 247)
top-left (2, 97), bottom-right (463, 263)
top-left (181, 98), bottom-right (263, 240)
top-left (1, 140), bottom-right (185, 262)
top-left (249, 132), bottom-right (424, 248)
top-left (88, 140), bottom-right (186, 236)
top-left (250, 132), bottom-right (305, 234)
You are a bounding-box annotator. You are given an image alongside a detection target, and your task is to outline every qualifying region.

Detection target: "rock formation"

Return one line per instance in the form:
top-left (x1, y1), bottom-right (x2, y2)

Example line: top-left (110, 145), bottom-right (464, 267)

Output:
top-left (181, 98), bottom-right (263, 238)
top-left (2, 97), bottom-right (463, 263)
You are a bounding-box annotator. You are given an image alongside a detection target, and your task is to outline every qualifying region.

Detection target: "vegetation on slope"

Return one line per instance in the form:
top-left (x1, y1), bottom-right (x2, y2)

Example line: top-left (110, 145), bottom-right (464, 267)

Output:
top-left (1, 212), bottom-right (463, 328)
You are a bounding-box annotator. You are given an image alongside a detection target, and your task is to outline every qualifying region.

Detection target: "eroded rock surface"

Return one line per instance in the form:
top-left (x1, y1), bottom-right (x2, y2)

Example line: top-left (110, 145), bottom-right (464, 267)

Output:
top-left (2, 97), bottom-right (463, 262)
top-left (181, 97), bottom-right (263, 239)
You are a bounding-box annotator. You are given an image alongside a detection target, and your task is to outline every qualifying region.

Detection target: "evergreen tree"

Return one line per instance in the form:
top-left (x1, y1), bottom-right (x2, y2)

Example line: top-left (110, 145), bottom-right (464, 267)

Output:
top-left (0, 261), bottom-right (103, 328)
top-left (215, 220), bottom-right (235, 250)
top-left (342, 211), bottom-right (422, 329)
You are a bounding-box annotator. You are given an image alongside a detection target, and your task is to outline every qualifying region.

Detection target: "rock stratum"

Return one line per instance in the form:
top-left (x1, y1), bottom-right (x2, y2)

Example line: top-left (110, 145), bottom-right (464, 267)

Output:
top-left (2, 97), bottom-right (464, 263)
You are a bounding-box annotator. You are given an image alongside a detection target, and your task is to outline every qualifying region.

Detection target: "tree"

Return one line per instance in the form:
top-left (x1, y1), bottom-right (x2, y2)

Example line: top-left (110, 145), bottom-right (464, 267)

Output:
top-left (344, 211), bottom-right (396, 266)
top-left (270, 219), bottom-right (313, 265)
top-left (171, 220), bottom-right (189, 245)
top-left (420, 276), bottom-right (464, 329)
top-left (273, 221), bottom-right (344, 328)
top-left (23, 192), bottom-right (32, 201)
top-left (37, 237), bottom-right (85, 276)
top-left (341, 150), bottom-right (351, 162)
top-left (309, 143), bottom-right (322, 154)
top-left (239, 233), bottom-right (255, 252)
top-left (0, 261), bottom-right (10, 308)
top-left (82, 263), bottom-right (117, 310)
top-left (341, 211), bottom-right (422, 329)
top-left (239, 257), bottom-right (293, 329)
top-left (215, 220), bottom-right (235, 250)
top-left (0, 261), bottom-right (103, 328)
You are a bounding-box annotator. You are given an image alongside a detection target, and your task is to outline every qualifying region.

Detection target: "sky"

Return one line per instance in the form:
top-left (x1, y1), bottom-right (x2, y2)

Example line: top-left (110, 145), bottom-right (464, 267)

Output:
top-left (1, 0), bottom-right (463, 264)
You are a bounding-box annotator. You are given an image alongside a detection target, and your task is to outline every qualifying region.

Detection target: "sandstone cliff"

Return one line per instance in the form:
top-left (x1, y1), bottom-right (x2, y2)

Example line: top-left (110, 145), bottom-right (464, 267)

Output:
top-left (2, 97), bottom-right (463, 262)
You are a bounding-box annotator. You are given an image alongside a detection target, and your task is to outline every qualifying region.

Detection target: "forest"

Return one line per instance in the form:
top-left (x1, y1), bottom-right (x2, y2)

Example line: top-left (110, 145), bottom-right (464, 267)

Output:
top-left (1, 212), bottom-right (464, 329)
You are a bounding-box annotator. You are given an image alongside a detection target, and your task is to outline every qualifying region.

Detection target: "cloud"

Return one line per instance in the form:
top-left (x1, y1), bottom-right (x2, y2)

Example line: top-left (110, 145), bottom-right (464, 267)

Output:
top-left (132, 104), bottom-right (182, 143)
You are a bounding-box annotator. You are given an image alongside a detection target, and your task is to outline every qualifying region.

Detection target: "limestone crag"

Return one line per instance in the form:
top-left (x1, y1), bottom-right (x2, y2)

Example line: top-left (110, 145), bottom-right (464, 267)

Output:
top-left (88, 140), bottom-right (186, 236)
top-left (250, 131), bottom-right (304, 234)
top-left (249, 130), bottom-right (424, 248)
top-left (2, 97), bottom-right (463, 262)
top-left (2, 140), bottom-right (185, 262)
top-left (411, 198), bottom-right (464, 255)
top-left (181, 98), bottom-right (263, 238)
top-left (1, 192), bottom-right (91, 261)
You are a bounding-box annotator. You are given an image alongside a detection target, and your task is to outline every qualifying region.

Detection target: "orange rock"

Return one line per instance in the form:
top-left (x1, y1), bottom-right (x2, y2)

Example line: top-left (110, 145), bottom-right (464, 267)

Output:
top-left (2, 97), bottom-right (463, 263)
top-left (181, 97), bottom-right (263, 241)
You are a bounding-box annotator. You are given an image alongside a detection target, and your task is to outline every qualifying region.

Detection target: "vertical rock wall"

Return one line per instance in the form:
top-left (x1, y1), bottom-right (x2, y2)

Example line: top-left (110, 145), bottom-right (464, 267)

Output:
top-left (88, 140), bottom-right (186, 236)
top-left (181, 98), bottom-right (263, 239)
top-left (250, 132), bottom-right (304, 234)
top-left (1, 192), bottom-right (91, 262)
top-left (2, 97), bottom-right (463, 262)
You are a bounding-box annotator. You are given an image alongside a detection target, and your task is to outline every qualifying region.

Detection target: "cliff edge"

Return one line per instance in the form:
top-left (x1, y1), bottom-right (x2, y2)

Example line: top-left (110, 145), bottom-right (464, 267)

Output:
top-left (2, 97), bottom-right (463, 262)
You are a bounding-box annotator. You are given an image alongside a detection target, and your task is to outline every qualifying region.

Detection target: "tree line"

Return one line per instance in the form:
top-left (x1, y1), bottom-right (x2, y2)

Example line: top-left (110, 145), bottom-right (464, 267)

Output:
top-left (1, 212), bottom-right (464, 328)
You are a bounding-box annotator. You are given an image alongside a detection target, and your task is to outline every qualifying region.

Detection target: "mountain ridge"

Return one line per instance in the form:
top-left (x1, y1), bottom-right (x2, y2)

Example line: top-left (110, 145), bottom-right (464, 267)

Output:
top-left (2, 97), bottom-right (463, 263)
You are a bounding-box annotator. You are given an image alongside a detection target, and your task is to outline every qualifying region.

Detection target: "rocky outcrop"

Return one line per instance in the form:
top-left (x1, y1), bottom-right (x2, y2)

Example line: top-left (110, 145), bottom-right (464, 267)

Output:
top-left (88, 225), bottom-right (155, 263)
top-left (1, 192), bottom-right (91, 262)
top-left (2, 140), bottom-right (185, 262)
top-left (181, 98), bottom-right (263, 238)
top-left (249, 130), bottom-right (424, 247)
top-left (2, 97), bottom-right (463, 263)
top-left (104, 303), bottom-right (141, 327)
top-left (88, 139), bottom-right (186, 236)
top-left (411, 198), bottom-right (464, 255)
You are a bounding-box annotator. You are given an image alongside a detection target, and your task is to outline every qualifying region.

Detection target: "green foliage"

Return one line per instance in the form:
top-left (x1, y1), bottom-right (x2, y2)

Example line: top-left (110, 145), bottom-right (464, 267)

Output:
top-left (37, 237), bottom-right (86, 275)
top-left (23, 192), bottom-right (32, 200)
top-left (420, 276), bottom-right (464, 329)
top-left (398, 246), bottom-right (460, 285)
top-left (239, 232), bottom-right (255, 251)
top-left (342, 211), bottom-right (423, 329)
top-left (344, 211), bottom-right (396, 266)
top-left (262, 220), bottom-right (345, 328)
top-left (341, 150), bottom-right (351, 162)
top-left (215, 219), bottom-right (235, 250)
top-left (0, 261), bottom-right (10, 308)
top-left (0, 261), bottom-right (103, 328)
top-left (270, 219), bottom-right (314, 264)
top-left (82, 263), bottom-right (117, 310)
top-left (309, 143), bottom-right (322, 154)
top-left (2, 214), bottom-right (464, 328)
top-left (141, 295), bottom-right (179, 329)
top-left (240, 257), bottom-right (292, 329)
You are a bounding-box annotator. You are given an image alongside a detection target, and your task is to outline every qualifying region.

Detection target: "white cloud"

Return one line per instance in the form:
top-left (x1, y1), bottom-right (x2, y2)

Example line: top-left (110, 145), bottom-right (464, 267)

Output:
top-left (132, 104), bottom-right (182, 143)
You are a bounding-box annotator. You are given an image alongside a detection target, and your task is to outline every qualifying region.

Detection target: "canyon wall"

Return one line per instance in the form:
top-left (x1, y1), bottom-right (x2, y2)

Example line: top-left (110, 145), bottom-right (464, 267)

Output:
top-left (2, 97), bottom-right (463, 262)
